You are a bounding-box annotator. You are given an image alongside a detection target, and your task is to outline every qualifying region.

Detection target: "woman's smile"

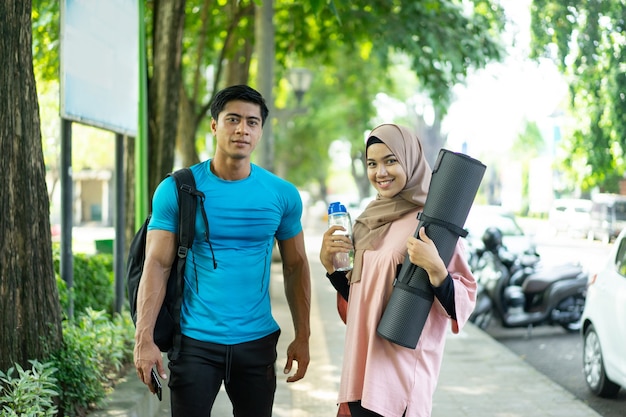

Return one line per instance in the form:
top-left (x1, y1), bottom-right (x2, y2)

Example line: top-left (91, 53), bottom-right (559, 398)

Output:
top-left (367, 143), bottom-right (407, 198)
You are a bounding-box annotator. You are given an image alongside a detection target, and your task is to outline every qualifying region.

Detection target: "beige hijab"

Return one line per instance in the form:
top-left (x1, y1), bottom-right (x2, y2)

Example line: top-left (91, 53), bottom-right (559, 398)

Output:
top-left (349, 124), bottom-right (432, 283)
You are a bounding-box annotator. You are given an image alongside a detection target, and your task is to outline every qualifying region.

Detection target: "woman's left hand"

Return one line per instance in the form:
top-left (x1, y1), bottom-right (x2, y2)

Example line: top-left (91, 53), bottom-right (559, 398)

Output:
top-left (406, 227), bottom-right (448, 287)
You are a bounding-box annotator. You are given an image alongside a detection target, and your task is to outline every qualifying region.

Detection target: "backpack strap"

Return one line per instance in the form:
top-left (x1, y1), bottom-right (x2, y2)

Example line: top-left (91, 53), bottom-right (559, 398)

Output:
top-left (168, 167), bottom-right (207, 360)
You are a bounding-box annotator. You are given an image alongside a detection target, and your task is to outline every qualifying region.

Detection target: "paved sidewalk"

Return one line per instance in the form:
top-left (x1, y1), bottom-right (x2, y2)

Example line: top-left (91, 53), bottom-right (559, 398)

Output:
top-left (89, 230), bottom-right (602, 417)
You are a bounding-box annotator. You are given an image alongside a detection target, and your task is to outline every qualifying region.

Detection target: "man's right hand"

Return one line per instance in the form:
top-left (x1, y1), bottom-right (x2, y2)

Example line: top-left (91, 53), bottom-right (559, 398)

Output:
top-left (134, 338), bottom-right (167, 392)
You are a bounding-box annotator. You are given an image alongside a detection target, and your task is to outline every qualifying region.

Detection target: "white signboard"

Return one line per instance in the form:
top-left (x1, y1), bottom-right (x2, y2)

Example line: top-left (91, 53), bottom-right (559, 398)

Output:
top-left (60, 0), bottom-right (138, 136)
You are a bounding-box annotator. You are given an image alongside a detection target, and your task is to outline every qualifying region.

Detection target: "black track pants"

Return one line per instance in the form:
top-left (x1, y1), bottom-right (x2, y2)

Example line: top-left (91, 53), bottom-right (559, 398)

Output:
top-left (348, 401), bottom-right (406, 417)
top-left (168, 330), bottom-right (280, 417)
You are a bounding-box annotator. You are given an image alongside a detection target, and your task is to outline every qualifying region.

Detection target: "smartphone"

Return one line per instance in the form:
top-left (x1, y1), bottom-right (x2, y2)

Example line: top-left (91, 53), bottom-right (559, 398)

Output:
top-left (150, 368), bottom-right (162, 401)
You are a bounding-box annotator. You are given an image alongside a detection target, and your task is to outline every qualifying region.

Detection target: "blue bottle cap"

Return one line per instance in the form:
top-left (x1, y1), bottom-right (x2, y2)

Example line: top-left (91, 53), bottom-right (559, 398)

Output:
top-left (328, 202), bottom-right (348, 215)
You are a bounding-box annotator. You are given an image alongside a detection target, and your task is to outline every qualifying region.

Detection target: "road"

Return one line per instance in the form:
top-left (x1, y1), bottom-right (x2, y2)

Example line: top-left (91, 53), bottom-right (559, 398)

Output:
top-left (487, 324), bottom-right (626, 417)
top-left (485, 223), bottom-right (626, 417)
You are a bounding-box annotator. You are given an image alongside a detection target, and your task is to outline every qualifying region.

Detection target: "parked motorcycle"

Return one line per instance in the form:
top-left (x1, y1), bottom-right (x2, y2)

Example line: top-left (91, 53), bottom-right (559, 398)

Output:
top-left (469, 227), bottom-right (587, 333)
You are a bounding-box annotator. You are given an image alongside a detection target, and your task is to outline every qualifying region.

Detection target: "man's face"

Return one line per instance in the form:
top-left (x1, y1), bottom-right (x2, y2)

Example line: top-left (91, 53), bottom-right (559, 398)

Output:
top-left (211, 100), bottom-right (263, 160)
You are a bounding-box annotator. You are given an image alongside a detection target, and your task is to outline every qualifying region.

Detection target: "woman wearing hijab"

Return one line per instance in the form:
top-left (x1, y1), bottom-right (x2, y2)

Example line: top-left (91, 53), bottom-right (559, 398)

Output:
top-left (320, 124), bottom-right (476, 417)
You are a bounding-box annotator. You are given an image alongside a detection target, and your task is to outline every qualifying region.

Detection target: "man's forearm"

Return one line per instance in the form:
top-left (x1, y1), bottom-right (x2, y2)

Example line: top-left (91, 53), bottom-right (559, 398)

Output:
top-left (283, 261), bottom-right (311, 339)
top-left (135, 261), bottom-right (170, 343)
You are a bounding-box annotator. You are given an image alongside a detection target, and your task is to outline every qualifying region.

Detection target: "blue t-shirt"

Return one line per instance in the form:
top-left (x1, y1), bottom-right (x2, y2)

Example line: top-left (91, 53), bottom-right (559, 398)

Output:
top-left (148, 160), bottom-right (303, 344)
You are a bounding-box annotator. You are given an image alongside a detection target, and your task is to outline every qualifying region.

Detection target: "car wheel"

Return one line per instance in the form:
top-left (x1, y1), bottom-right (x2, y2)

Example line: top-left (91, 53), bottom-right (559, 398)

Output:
top-left (583, 325), bottom-right (621, 398)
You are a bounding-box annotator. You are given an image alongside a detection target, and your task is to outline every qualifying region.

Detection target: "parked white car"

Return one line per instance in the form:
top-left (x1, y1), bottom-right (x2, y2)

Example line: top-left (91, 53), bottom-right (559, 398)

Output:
top-left (463, 205), bottom-right (535, 256)
top-left (581, 227), bottom-right (626, 397)
top-left (548, 198), bottom-right (592, 237)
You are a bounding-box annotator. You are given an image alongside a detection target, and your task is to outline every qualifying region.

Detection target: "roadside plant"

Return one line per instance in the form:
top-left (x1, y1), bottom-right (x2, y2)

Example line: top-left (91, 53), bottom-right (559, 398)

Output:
top-left (50, 309), bottom-right (134, 416)
top-left (53, 244), bottom-right (115, 317)
top-left (0, 360), bottom-right (59, 417)
top-left (2, 228), bottom-right (134, 416)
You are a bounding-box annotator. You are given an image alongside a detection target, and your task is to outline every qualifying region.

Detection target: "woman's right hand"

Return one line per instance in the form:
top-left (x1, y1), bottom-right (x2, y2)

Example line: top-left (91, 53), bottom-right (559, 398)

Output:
top-left (320, 225), bottom-right (353, 273)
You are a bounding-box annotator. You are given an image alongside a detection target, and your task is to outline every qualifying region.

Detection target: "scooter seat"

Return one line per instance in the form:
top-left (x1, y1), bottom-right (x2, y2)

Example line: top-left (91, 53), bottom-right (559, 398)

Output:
top-left (522, 263), bottom-right (582, 294)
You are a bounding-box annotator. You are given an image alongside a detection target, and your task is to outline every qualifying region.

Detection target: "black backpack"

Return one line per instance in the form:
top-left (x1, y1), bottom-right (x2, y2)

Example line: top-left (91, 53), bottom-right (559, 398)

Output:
top-left (126, 168), bottom-right (208, 355)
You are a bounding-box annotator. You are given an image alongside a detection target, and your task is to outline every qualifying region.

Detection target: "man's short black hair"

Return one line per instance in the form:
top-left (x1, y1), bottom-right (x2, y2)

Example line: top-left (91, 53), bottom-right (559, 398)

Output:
top-left (210, 85), bottom-right (269, 126)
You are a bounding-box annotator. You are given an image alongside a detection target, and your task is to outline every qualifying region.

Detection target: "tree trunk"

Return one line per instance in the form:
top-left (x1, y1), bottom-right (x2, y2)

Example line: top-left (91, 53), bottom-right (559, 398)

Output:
top-left (125, 136), bottom-right (137, 254)
top-left (225, 42), bottom-right (252, 87)
top-left (411, 109), bottom-right (448, 168)
top-left (148, 0), bottom-right (186, 198)
top-left (351, 154), bottom-right (371, 201)
top-left (0, 0), bottom-right (63, 372)
top-left (176, 86), bottom-right (201, 168)
top-left (224, 1), bottom-right (253, 87)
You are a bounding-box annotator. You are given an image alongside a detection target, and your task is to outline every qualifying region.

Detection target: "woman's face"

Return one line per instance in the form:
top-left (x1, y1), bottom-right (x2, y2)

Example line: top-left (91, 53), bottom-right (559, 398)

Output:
top-left (366, 143), bottom-right (408, 198)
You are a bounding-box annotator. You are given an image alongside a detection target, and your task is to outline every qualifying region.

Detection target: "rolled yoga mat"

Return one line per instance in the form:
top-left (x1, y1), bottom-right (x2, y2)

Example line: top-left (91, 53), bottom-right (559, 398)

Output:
top-left (376, 149), bottom-right (486, 349)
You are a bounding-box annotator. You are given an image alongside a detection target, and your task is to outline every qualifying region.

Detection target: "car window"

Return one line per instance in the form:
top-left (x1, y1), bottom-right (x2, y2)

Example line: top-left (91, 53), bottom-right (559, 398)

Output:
top-left (466, 212), bottom-right (524, 237)
top-left (615, 202), bottom-right (626, 221)
top-left (616, 238), bottom-right (626, 276)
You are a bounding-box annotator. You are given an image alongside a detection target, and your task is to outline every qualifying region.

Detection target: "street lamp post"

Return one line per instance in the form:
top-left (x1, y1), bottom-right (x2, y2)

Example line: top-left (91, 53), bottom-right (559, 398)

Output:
top-left (287, 67), bottom-right (313, 108)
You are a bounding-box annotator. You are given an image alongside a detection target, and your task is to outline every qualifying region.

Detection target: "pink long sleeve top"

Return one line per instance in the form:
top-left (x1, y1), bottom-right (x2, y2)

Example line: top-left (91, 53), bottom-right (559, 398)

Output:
top-left (337, 210), bottom-right (476, 417)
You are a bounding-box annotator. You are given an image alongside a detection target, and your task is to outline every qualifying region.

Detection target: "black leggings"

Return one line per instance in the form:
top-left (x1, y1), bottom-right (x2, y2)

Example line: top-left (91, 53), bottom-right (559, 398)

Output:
top-left (168, 330), bottom-right (280, 417)
top-left (348, 401), bottom-right (407, 417)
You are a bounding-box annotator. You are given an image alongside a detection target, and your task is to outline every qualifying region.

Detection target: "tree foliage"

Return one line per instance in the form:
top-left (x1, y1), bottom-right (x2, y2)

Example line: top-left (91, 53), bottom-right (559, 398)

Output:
top-left (31, 0), bottom-right (59, 84)
top-left (134, 0), bottom-right (507, 202)
top-left (530, 0), bottom-right (626, 192)
top-left (272, 0), bottom-right (506, 199)
top-left (32, 0), bottom-right (507, 203)
top-left (276, 0), bottom-right (506, 115)
top-left (273, 42), bottom-right (385, 199)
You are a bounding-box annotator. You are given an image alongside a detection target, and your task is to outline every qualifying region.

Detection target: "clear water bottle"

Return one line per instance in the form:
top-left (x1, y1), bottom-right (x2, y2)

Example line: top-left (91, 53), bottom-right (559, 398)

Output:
top-left (328, 202), bottom-right (354, 271)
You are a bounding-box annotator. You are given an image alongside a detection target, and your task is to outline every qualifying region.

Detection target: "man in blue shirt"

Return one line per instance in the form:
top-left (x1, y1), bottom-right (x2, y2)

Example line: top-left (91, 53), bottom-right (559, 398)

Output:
top-left (134, 85), bottom-right (311, 416)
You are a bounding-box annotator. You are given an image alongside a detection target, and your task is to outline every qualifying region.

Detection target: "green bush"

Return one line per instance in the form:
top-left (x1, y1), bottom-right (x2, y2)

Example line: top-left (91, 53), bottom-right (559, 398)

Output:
top-left (53, 244), bottom-right (116, 316)
top-left (50, 309), bottom-right (135, 416)
top-left (1, 309), bottom-right (135, 416)
top-left (0, 360), bottom-right (59, 417)
top-left (15, 246), bottom-right (136, 415)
